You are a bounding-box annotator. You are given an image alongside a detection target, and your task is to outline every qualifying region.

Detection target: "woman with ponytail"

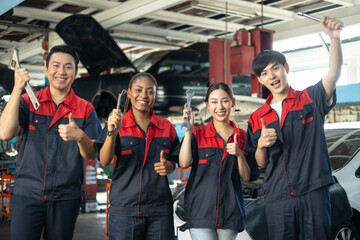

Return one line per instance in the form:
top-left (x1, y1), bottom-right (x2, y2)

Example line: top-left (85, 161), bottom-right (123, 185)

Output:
top-left (96, 72), bottom-right (180, 240)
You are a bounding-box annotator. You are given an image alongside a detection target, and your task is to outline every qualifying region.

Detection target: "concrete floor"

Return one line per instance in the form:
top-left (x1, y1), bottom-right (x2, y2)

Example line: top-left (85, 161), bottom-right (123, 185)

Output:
top-left (0, 212), bottom-right (107, 240)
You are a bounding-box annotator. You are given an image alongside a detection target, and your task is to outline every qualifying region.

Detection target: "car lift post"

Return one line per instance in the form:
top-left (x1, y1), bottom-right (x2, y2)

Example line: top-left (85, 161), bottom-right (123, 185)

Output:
top-left (208, 27), bottom-right (275, 99)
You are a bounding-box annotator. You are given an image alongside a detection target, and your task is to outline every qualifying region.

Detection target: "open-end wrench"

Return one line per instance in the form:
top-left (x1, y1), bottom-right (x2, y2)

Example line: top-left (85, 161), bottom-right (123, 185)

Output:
top-left (297, 11), bottom-right (343, 30)
top-left (8, 47), bottom-right (40, 110)
top-left (181, 89), bottom-right (195, 132)
top-left (107, 89), bottom-right (127, 136)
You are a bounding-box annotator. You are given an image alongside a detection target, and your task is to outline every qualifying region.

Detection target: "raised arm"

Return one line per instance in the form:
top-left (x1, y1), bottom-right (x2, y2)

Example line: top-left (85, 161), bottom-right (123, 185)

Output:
top-left (179, 104), bottom-right (194, 168)
top-left (321, 16), bottom-right (344, 101)
top-left (99, 109), bottom-right (122, 166)
top-left (0, 69), bottom-right (28, 140)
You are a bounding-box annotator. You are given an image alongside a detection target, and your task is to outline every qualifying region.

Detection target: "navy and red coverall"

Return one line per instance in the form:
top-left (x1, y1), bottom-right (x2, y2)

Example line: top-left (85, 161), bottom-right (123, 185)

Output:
top-left (181, 120), bottom-right (259, 232)
top-left (11, 86), bottom-right (101, 239)
top-left (245, 81), bottom-right (336, 239)
top-left (96, 109), bottom-right (180, 239)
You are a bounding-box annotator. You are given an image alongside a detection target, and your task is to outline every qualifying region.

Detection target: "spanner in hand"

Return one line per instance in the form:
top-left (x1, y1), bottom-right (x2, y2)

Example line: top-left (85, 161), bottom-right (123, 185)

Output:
top-left (8, 47), bottom-right (40, 110)
top-left (181, 89), bottom-right (195, 132)
top-left (107, 89), bottom-right (127, 136)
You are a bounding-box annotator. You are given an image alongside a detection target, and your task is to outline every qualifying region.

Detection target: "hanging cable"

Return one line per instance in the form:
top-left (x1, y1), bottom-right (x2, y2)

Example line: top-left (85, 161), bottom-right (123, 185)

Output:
top-left (261, 0), bottom-right (264, 28)
top-left (224, 1), bottom-right (228, 82)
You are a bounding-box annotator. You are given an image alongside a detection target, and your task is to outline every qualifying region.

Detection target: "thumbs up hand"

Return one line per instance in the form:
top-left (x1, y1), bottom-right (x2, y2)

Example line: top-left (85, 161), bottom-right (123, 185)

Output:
top-left (258, 118), bottom-right (277, 149)
top-left (226, 133), bottom-right (244, 157)
top-left (58, 113), bottom-right (81, 142)
top-left (154, 150), bottom-right (175, 176)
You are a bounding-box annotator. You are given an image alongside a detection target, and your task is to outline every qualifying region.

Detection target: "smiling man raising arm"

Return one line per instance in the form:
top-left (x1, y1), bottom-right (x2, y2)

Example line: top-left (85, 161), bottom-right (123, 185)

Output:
top-left (245, 16), bottom-right (344, 240)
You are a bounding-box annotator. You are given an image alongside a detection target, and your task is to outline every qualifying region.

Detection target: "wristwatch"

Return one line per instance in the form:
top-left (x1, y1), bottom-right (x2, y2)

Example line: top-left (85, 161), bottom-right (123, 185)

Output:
top-left (107, 130), bottom-right (115, 136)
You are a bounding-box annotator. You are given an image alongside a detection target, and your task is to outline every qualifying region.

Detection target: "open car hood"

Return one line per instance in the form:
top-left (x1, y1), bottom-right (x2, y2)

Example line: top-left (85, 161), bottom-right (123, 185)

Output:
top-left (55, 14), bottom-right (137, 76)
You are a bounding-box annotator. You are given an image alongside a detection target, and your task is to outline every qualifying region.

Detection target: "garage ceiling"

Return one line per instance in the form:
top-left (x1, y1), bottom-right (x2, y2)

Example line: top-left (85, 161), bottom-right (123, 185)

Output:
top-left (0, 0), bottom-right (360, 75)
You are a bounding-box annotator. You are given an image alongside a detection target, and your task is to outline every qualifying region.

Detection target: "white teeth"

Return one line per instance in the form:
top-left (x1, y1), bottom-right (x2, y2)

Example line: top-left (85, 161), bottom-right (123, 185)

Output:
top-left (271, 80), bottom-right (280, 86)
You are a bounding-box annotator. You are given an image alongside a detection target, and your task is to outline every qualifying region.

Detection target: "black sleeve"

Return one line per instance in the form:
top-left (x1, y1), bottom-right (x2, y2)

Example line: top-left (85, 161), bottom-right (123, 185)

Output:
top-left (94, 125), bottom-right (120, 160)
top-left (169, 133), bottom-right (180, 164)
top-left (245, 152), bottom-right (260, 182)
top-left (245, 121), bottom-right (258, 154)
top-left (18, 97), bottom-right (29, 129)
top-left (306, 80), bottom-right (337, 116)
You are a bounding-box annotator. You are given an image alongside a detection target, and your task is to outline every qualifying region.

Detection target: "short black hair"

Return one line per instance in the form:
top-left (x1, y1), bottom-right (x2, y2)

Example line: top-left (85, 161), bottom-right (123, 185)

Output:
top-left (252, 50), bottom-right (287, 77)
top-left (46, 45), bottom-right (79, 71)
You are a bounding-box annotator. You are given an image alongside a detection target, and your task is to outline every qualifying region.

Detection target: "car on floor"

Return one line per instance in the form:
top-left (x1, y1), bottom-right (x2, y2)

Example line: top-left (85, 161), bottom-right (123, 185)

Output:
top-left (325, 122), bottom-right (360, 240)
top-left (173, 122), bottom-right (360, 240)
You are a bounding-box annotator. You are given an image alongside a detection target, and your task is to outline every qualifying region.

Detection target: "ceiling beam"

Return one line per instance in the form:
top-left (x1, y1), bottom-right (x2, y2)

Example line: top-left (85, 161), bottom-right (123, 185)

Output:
top-left (323, 0), bottom-right (354, 7)
top-left (0, 40), bottom-right (26, 49)
top-left (200, 0), bottom-right (296, 21)
top-left (148, 10), bottom-right (250, 31)
top-left (271, 4), bottom-right (360, 41)
top-left (112, 37), bottom-right (181, 50)
top-left (12, 6), bottom-right (214, 43)
top-left (0, 35), bottom-right (63, 65)
top-left (13, 6), bottom-right (70, 22)
top-left (0, 40), bottom-right (41, 64)
top-left (115, 23), bottom-right (213, 42)
top-left (276, 0), bottom-right (313, 9)
top-left (94, 0), bottom-right (187, 29)
top-left (48, 0), bottom-right (116, 10)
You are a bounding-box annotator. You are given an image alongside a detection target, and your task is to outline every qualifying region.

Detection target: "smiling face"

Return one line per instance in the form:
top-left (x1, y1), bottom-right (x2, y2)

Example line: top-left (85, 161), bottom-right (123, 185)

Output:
top-left (206, 89), bottom-right (235, 123)
top-left (128, 76), bottom-right (156, 114)
top-left (257, 61), bottom-right (290, 103)
top-left (45, 52), bottom-right (77, 93)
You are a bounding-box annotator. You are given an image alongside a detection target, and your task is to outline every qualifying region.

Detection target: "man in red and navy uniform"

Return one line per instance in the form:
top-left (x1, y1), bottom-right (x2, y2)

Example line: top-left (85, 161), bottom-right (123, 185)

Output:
top-left (245, 17), bottom-right (344, 240)
top-left (0, 45), bottom-right (101, 240)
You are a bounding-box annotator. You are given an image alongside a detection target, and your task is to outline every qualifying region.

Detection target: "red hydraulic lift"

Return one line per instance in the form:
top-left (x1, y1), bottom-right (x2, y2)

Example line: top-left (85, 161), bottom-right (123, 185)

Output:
top-left (208, 27), bottom-right (275, 99)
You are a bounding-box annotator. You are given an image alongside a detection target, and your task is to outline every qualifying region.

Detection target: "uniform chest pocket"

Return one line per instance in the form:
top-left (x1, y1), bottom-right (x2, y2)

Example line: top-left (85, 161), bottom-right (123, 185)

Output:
top-left (28, 118), bottom-right (47, 142)
top-left (294, 108), bottom-right (314, 125)
top-left (153, 138), bottom-right (171, 160)
top-left (120, 138), bottom-right (141, 156)
top-left (198, 149), bottom-right (216, 165)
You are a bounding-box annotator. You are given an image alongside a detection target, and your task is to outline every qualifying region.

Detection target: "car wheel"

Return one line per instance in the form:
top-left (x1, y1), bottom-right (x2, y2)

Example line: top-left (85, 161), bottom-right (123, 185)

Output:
top-left (332, 220), bottom-right (360, 240)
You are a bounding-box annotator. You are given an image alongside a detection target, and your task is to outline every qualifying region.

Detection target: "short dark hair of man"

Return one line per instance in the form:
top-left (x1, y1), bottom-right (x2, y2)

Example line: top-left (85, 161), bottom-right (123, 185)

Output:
top-left (46, 45), bottom-right (80, 71)
top-left (252, 50), bottom-right (287, 77)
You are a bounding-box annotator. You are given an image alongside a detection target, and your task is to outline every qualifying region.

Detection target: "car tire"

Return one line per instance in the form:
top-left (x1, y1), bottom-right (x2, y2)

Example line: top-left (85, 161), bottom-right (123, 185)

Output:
top-left (332, 220), bottom-right (360, 240)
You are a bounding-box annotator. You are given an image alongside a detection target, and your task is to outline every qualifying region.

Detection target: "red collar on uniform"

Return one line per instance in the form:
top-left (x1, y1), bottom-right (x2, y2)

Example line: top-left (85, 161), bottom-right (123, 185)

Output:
top-left (122, 108), bottom-right (164, 129)
top-left (203, 119), bottom-right (240, 138)
top-left (39, 86), bottom-right (77, 110)
top-left (258, 87), bottom-right (300, 118)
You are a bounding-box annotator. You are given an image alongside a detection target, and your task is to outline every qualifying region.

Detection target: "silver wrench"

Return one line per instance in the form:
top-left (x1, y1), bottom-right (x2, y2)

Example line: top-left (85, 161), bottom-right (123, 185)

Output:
top-left (297, 11), bottom-right (343, 30)
top-left (8, 47), bottom-right (40, 110)
top-left (107, 89), bottom-right (127, 136)
top-left (181, 89), bottom-right (195, 132)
